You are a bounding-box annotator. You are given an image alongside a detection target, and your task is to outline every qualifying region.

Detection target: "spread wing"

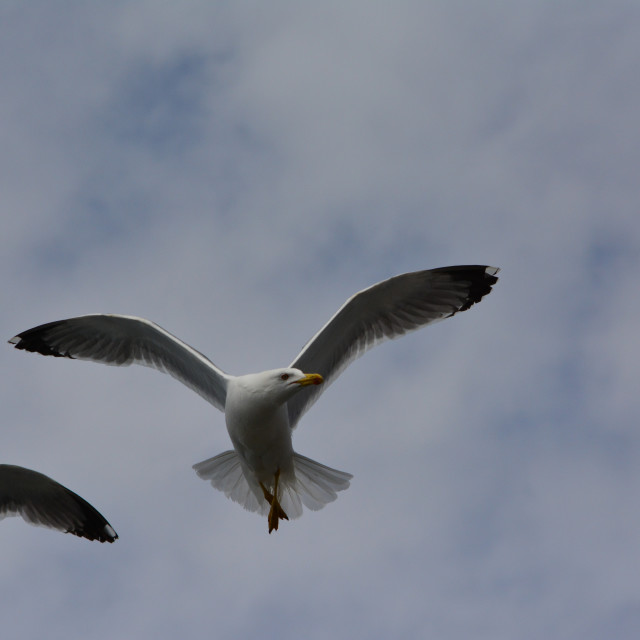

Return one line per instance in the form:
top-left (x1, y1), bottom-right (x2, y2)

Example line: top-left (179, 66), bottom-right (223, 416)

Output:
top-left (0, 464), bottom-right (117, 542)
top-left (287, 265), bottom-right (499, 428)
top-left (9, 314), bottom-right (229, 411)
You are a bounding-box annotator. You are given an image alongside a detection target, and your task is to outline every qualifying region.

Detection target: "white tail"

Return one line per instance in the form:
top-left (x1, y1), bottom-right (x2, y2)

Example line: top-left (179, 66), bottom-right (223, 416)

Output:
top-left (193, 451), bottom-right (352, 519)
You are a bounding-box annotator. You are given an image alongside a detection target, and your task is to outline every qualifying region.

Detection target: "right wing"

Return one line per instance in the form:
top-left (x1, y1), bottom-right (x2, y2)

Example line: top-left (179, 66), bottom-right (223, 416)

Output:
top-left (9, 314), bottom-right (229, 411)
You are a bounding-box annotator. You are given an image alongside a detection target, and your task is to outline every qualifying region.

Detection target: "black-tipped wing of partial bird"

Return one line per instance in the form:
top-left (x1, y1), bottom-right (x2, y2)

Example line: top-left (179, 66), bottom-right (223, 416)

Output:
top-left (287, 265), bottom-right (499, 428)
top-left (9, 314), bottom-right (229, 412)
top-left (0, 464), bottom-right (117, 542)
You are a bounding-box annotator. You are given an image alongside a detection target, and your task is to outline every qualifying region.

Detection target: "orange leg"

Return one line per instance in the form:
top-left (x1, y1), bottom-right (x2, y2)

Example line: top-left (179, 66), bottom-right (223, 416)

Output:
top-left (259, 469), bottom-right (289, 533)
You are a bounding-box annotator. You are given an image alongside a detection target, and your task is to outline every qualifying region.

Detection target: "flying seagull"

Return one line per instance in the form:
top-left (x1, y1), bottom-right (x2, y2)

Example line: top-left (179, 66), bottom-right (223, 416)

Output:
top-left (9, 265), bottom-right (499, 533)
top-left (0, 464), bottom-right (118, 542)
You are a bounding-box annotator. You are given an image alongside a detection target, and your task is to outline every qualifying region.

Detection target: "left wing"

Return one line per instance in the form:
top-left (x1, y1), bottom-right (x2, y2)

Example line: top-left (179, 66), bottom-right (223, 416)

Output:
top-left (0, 464), bottom-right (117, 542)
top-left (287, 265), bottom-right (499, 428)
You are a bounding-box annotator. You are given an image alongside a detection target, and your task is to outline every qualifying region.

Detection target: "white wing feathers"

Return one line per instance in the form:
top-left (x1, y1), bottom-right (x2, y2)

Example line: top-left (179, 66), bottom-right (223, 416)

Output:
top-left (287, 265), bottom-right (499, 427)
top-left (9, 314), bottom-right (229, 412)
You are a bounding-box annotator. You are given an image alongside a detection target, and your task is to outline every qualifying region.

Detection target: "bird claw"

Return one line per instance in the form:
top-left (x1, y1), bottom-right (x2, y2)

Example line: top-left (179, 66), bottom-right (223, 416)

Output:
top-left (261, 469), bottom-right (288, 534)
top-left (267, 498), bottom-right (289, 533)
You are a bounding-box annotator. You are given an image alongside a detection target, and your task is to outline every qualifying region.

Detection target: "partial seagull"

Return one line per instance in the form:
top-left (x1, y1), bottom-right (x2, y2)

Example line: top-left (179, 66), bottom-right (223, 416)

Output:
top-left (9, 265), bottom-right (499, 533)
top-left (0, 464), bottom-right (117, 542)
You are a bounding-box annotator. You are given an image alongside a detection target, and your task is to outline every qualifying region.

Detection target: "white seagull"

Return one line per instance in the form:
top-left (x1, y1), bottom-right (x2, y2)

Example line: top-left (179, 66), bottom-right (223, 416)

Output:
top-left (0, 464), bottom-right (117, 542)
top-left (9, 265), bottom-right (499, 533)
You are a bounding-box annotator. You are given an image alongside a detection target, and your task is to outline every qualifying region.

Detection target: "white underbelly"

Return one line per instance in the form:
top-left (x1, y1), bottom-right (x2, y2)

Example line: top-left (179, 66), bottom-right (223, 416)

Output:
top-left (225, 403), bottom-right (294, 480)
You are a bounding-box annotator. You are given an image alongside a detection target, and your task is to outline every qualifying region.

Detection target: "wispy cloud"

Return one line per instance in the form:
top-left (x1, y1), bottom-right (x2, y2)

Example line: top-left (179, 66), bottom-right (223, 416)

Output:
top-left (1, 3), bottom-right (639, 639)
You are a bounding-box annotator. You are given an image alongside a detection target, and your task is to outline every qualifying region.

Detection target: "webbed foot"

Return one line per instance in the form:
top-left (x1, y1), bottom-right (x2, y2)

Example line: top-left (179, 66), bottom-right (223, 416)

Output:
top-left (260, 469), bottom-right (289, 533)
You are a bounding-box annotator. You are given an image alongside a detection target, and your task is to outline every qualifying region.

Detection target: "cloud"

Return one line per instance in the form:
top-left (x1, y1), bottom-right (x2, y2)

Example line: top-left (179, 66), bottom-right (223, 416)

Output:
top-left (2, 3), bottom-right (640, 639)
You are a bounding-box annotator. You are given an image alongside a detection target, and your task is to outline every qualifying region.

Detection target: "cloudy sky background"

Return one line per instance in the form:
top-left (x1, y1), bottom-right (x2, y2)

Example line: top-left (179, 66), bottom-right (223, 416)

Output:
top-left (2, 2), bottom-right (639, 638)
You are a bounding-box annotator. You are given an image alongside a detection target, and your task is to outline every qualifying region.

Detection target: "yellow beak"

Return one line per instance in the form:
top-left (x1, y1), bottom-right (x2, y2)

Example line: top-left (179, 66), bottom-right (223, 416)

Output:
top-left (294, 373), bottom-right (324, 387)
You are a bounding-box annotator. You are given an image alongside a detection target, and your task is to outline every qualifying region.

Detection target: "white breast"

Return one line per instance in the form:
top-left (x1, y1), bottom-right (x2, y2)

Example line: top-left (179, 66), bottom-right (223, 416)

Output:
top-left (224, 377), bottom-right (295, 481)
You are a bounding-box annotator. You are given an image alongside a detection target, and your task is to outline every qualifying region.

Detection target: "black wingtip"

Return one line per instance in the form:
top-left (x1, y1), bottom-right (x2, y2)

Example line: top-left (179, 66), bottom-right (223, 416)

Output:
top-left (63, 503), bottom-right (119, 543)
top-left (60, 486), bottom-right (119, 543)
top-left (432, 265), bottom-right (500, 312)
top-left (69, 523), bottom-right (118, 543)
top-left (460, 265), bottom-right (499, 311)
top-left (8, 320), bottom-right (75, 358)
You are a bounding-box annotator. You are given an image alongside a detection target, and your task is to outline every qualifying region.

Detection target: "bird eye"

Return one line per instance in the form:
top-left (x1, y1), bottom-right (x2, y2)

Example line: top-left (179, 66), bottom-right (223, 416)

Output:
top-left (280, 373), bottom-right (290, 381)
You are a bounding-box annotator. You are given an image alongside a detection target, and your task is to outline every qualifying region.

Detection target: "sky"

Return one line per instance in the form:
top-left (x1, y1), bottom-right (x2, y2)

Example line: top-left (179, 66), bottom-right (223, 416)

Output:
top-left (1, 2), bottom-right (640, 638)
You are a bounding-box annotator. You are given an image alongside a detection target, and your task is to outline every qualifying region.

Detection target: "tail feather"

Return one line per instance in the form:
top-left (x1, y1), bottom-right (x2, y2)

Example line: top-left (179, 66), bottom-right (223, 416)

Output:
top-left (193, 450), bottom-right (352, 520)
top-left (292, 453), bottom-right (353, 511)
top-left (193, 451), bottom-right (264, 515)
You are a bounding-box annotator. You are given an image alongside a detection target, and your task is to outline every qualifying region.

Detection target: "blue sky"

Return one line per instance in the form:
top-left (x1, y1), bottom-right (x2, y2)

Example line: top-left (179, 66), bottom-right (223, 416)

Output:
top-left (2, 3), bottom-right (640, 639)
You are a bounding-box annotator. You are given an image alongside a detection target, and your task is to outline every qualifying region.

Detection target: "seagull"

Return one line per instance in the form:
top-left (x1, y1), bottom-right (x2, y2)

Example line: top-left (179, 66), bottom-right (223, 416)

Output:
top-left (9, 265), bottom-right (499, 533)
top-left (0, 464), bottom-right (118, 542)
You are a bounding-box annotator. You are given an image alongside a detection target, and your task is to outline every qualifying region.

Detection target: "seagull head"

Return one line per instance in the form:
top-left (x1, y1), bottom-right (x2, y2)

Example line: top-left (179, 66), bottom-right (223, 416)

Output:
top-left (237, 368), bottom-right (323, 406)
top-left (283, 369), bottom-right (324, 388)
top-left (273, 367), bottom-right (323, 398)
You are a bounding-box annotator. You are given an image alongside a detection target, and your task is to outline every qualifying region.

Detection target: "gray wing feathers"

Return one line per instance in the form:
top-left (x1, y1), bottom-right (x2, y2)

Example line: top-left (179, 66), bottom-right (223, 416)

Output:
top-left (9, 314), bottom-right (228, 411)
top-left (287, 265), bottom-right (499, 427)
top-left (0, 465), bottom-right (117, 542)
